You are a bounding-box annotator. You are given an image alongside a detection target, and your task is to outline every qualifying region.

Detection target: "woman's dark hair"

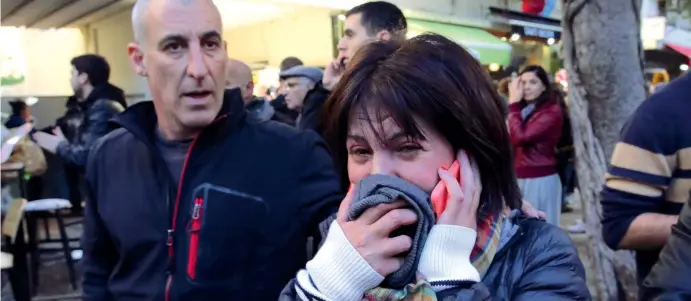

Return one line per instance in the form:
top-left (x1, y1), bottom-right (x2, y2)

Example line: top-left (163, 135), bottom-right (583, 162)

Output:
top-left (9, 100), bottom-right (27, 116)
top-left (321, 33), bottom-right (522, 215)
top-left (519, 65), bottom-right (553, 101)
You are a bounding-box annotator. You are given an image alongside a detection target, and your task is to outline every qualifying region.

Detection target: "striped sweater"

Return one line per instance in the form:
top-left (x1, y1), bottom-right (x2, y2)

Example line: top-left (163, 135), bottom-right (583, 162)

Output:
top-left (601, 73), bottom-right (691, 281)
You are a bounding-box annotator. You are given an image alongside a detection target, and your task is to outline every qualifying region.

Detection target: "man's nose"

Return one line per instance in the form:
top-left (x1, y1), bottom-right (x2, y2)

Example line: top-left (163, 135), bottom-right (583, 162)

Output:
top-left (186, 45), bottom-right (210, 80)
top-left (337, 38), bottom-right (347, 52)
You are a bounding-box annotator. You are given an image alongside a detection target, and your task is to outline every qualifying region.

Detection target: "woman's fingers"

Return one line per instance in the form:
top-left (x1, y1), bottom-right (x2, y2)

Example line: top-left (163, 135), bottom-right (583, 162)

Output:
top-left (381, 235), bottom-right (413, 257)
top-left (469, 155), bottom-right (482, 208)
top-left (336, 184), bottom-right (355, 222)
top-left (372, 208), bottom-right (418, 236)
top-left (437, 167), bottom-right (464, 214)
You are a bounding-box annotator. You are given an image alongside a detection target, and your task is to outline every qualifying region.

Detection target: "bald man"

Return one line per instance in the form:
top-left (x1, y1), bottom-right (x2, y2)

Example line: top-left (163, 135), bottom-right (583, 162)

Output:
top-left (226, 59), bottom-right (278, 122)
top-left (81, 0), bottom-right (342, 300)
top-left (226, 58), bottom-right (254, 103)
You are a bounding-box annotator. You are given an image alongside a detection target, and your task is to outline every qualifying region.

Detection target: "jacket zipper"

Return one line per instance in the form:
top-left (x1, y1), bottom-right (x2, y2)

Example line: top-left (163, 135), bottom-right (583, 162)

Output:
top-left (187, 197), bottom-right (204, 279)
top-left (164, 114), bottom-right (227, 301)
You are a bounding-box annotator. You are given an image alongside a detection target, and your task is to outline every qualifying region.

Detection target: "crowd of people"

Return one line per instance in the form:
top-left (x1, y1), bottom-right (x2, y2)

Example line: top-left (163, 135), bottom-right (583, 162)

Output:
top-left (2, 0), bottom-right (690, 300)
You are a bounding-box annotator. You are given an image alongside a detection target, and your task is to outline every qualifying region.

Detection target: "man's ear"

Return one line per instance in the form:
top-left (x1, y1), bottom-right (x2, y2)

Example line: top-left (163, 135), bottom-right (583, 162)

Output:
top-left (128, 43), bottom-right (147, 77)
top-left (377, 30), bottom-right (392, 42)
top-left (78, 72), bottom-right (89, 85)
top-left (247, 81), bottom-right (255, 94)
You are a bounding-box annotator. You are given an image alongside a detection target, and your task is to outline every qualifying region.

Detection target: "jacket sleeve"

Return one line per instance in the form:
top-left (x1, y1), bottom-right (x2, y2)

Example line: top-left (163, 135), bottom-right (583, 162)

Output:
top-left (293, 130), bottom-right (343, 241)
top-left (438, 223), bottom-right (590, 301)
top-left (56, 100), bottom-right (124, 168)
top-left (81, 138), bottom-right (117, 301)
top-left (600, 95), bottom-right (680, 250)
top-left (507, 103), bottom-right (563, 147)
top-left (297, 83), bottom-right (330, 133)
top-left (641, 196), bottom-right (691, 300)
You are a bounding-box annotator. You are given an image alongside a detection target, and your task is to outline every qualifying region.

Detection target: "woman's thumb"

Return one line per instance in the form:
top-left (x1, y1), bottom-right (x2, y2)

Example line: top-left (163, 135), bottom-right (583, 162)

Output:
top-left (337, 184), bottom-right (355, 222)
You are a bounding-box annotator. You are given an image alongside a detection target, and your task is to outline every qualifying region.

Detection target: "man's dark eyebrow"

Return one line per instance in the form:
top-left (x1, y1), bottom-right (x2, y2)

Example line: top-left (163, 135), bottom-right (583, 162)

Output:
top-left (344, 29), bottom-right (355, 36)
top-left (158, 34), bottom-right (186, 48)
top-left (200, 30), bottom-right (221, 40)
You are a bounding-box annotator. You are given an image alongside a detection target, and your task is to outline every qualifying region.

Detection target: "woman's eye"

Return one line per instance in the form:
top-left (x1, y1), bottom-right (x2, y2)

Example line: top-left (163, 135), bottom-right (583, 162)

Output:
top-left (397, 144), bottom-right (422, 153)
top-left (349, 147), bottom-right (371, 157)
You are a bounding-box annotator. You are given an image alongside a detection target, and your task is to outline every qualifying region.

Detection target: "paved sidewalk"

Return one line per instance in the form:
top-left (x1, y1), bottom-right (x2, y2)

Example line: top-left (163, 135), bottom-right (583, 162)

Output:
top-left (559, 193), bottom-right (599, 298)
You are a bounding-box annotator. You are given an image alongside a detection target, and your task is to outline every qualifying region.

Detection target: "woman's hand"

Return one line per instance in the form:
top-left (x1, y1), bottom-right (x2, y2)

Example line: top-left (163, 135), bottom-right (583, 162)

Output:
top-left (521, 199), bottom-right (546, 219)
top-left (337, 186), bottom-right (416, 277)
top-left (508, 77), bottom-right (523, 104)
top-left (419, 150), bottom-right (482, 290)
top-left (436, 150), bottom-right (482, 230)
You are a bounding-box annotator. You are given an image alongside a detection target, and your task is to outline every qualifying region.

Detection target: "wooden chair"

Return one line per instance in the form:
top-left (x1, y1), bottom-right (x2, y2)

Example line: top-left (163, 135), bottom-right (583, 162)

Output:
top-left (2, 198), bottom-right (28, 269)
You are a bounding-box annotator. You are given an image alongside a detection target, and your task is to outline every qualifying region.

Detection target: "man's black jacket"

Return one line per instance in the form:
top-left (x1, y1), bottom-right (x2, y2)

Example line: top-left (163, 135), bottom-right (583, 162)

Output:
top-left (296, 82), bottom-right (329, 134)
top-left (81, 89), bottom-right (343, 300)
top-left (642, 191), bottom-right (691, 300)
top-left (56, 83), bottom-right (126, 169)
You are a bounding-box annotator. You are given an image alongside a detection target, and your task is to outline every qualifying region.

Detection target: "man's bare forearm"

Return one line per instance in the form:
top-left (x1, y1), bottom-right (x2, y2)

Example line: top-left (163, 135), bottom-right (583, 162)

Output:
top-left (618, 213), bottom-right (679, 250)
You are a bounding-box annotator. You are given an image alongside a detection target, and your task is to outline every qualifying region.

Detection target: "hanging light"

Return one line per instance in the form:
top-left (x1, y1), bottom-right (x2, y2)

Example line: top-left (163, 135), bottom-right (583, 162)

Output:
top-left (547, 38), bottom-right (555, 45)
top-left (488, 63), bottom-right (500, 72)
top-left (510, 33), bottom-right (521, 41)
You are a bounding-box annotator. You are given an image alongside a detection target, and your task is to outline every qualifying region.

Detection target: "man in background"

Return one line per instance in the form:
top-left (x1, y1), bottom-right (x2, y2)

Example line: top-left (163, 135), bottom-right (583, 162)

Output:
top-left (295, 1), bottom-right (407, 133)
top-left (226, 58), bottom-right (280, 123)
top-left (279, 66), bottom-right (325, 131)
top-left (270, 56), bottom-right (303, 126)
top-left (33, 54), bottom-right (126, 169)
top-left (601, 72), bottom-right (691, 286)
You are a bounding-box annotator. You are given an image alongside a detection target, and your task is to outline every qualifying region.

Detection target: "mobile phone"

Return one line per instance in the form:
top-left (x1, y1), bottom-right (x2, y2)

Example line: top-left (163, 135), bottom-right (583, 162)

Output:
top-left (431, 159), bottom-right (461, 220)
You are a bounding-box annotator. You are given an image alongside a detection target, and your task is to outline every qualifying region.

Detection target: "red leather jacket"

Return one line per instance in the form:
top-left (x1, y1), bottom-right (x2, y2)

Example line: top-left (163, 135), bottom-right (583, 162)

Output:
top-left (508, 98), bottom-right (563, 178)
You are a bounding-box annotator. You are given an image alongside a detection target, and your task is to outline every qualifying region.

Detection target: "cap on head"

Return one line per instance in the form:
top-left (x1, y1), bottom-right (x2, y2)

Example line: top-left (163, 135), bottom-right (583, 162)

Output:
top-left (279, 66), bottom-right (323, 83)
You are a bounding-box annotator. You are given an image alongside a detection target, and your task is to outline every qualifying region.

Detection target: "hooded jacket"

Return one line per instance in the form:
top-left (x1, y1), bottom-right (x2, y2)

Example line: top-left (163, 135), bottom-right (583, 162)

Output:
top-left (81, 89), bottom-right (342, 301)
top-left (55, 83), bottom-right (126, 169)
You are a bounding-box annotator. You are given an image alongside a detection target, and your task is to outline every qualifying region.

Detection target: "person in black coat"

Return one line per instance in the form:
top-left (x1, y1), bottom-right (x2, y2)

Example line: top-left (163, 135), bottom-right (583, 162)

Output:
top-left (281, 34), bottom-right (589, 301)
top-left (33, 54), bottom-right (126, 169)
top-left (641, 191), bottom-right (691, 300)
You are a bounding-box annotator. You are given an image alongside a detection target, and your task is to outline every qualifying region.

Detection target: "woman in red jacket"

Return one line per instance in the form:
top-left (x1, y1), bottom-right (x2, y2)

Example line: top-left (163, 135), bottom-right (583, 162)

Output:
top-left (508, 65), bottom-right (564, 226)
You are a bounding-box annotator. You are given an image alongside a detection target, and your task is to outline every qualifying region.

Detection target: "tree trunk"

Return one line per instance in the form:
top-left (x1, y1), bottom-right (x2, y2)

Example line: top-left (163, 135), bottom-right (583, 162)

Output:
top-left (562, 0), bottom-right (646, 300)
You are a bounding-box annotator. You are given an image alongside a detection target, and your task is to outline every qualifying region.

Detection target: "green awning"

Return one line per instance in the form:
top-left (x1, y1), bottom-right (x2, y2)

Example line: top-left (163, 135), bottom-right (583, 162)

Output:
top-left (407, 19), bottom-right (512, 66)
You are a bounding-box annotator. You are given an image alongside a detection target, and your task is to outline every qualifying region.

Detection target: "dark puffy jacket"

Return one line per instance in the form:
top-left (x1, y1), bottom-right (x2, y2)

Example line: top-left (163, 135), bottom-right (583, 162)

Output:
top-left (56, 96), bottom-right (83, 143)
top-left (55, 83), bottom-right (126, 169)
top-left (280, 216), bottom-right (591, 300)
top-left (270, 95), bottom-right (299, 126)
top-left (641, 192), bottom-right (691, 300)
top-left (508, 98), bottom-right (563, 179)
top-left (296, 82), bottom-right (329, 134)
top-left (81, 89), bottom-right (342, 301)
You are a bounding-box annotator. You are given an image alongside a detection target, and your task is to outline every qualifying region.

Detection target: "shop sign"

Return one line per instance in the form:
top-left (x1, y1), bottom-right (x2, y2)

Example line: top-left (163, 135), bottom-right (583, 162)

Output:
top-left (511, 25), bottom-right (561, 40)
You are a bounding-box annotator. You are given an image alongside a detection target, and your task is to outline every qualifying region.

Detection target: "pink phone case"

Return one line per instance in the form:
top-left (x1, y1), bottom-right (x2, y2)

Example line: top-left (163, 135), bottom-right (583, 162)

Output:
top-left (431, 160), bottom-right (461, 220)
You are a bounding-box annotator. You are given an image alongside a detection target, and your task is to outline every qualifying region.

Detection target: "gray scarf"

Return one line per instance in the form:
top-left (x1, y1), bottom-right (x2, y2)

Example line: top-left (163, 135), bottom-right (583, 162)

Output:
top-left (348, 175), bottom-right (436, 289)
